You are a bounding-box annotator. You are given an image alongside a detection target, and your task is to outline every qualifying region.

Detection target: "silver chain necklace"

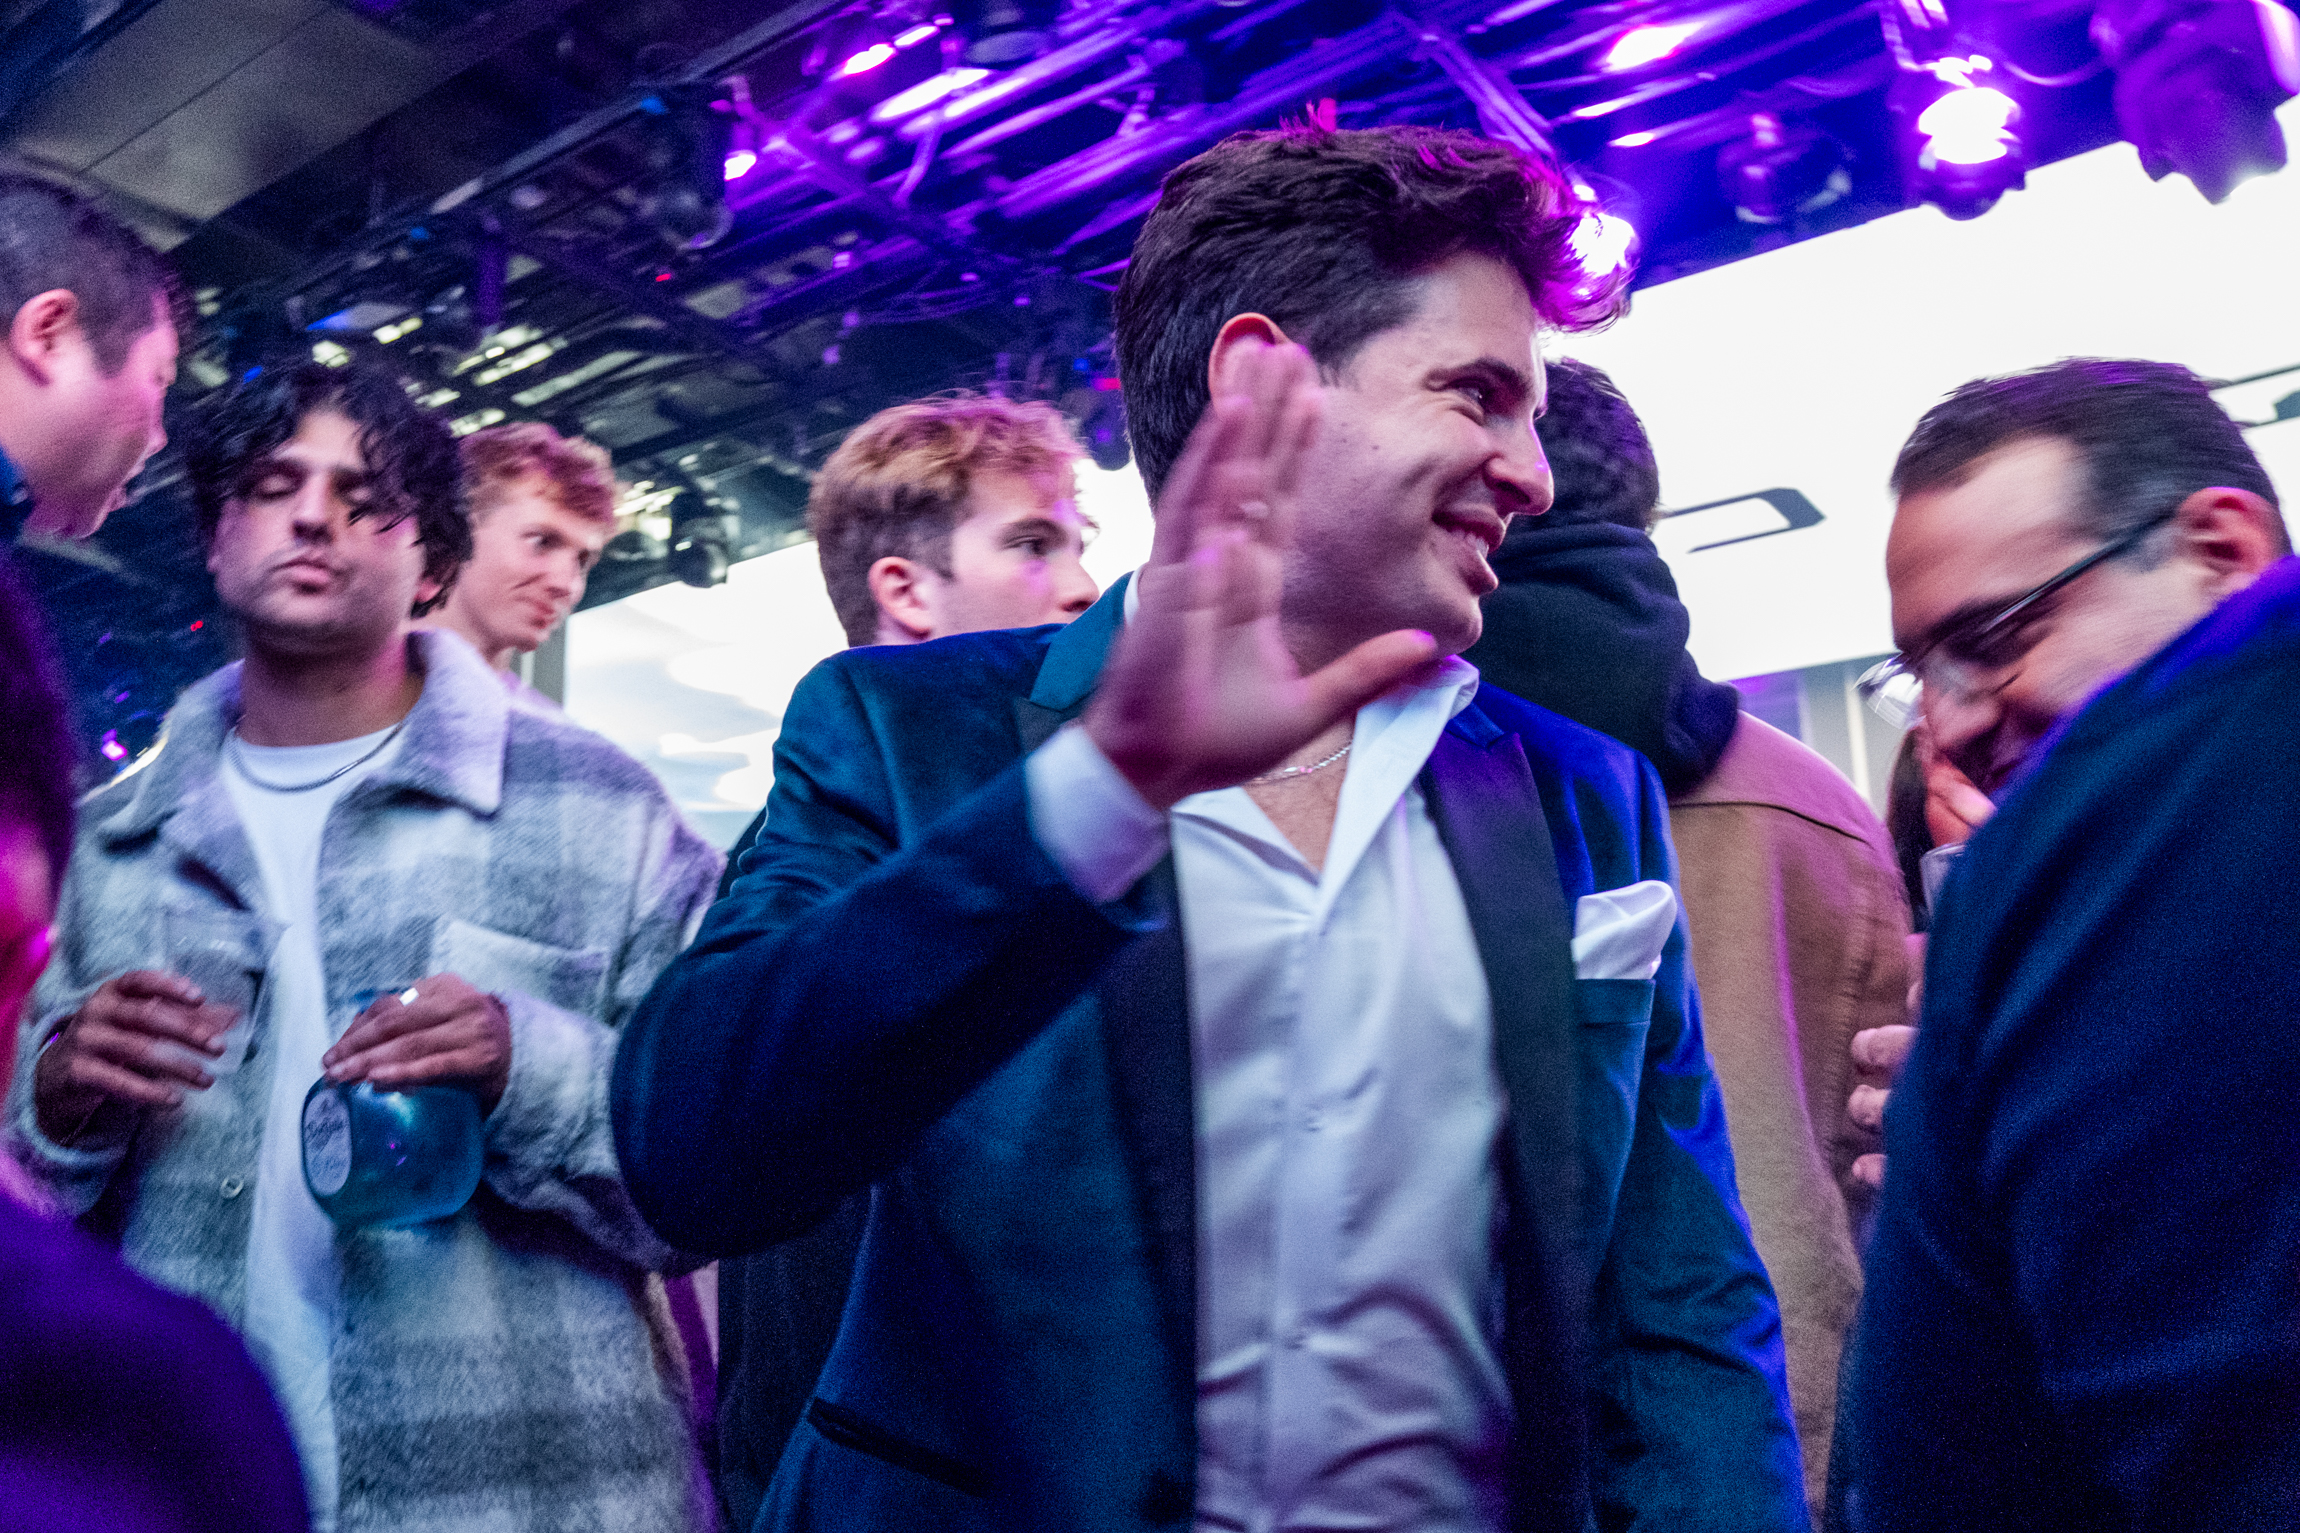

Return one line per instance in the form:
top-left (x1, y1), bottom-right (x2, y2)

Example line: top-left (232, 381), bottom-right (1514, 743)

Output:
top-left (226, 719), bottom-right (408, 794)
top-left (1246, 739), bottom-right (1353, 786)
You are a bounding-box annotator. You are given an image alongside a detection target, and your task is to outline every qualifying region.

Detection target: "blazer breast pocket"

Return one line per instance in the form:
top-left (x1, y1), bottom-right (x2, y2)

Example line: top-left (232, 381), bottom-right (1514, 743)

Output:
top-left (1576, 976), bottom-right (1655, 1230)
top-left (430, 917), bottom-right (609, 1019)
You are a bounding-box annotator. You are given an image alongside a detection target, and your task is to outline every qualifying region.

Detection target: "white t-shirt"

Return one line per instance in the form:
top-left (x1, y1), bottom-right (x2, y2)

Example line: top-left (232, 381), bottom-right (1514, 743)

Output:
top-left (222, 722), bottom-right (405, 1533)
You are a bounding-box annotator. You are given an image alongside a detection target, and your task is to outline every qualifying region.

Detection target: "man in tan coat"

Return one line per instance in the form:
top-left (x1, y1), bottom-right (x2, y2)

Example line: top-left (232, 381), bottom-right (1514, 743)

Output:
top-left (1464, 358), bottom-right (1909, 1514)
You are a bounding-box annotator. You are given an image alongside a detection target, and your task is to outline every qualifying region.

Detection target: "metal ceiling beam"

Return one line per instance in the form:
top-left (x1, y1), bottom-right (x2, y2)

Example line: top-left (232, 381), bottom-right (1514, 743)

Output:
top-left (1407, 9), bottom-right (1559, 155)
top-left (495, 226), bottom-right (774, 373)
top-left (269, 0), bottom-right (853, 308)
top-left (993, 9), bottom-right (1428, 222)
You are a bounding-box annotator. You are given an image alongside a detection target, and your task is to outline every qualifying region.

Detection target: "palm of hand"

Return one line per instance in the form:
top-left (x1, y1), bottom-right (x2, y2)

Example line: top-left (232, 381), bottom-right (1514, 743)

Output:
top-left (1084, 338), bottom-right (1435, 810)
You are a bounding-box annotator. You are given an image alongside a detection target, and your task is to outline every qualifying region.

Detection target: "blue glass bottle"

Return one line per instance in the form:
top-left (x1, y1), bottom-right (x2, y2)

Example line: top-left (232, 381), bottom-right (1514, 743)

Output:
top-left (300, 989), bottom-right (484, 1229)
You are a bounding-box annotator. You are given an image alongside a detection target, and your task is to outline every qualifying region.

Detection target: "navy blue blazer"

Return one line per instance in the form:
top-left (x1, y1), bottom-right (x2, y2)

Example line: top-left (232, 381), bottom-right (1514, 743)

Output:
top-left (613, 579), bottom-right (1805, 1533)
top-left (1840, 555), bottom-right (2300, 1532)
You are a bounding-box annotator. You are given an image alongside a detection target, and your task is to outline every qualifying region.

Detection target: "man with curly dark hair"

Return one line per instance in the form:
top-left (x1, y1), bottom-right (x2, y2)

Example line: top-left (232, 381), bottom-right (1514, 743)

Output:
top-left (12, 357), bottom-right (724, 1533)
top-left (0, 172), bottom-right (184, 542)
top-left (619, 123), bottom-right (1805, 1532)
top-left (0, 553), bottom-right (309, 1533)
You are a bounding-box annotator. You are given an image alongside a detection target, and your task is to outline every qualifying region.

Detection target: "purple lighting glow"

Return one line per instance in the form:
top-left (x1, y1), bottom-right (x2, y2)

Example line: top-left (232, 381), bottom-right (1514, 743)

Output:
top-left (1569, 209), bottom-right (1638, 277)
top-left (723, 147), bottom-right (759, 180)
top-left (838, 42), bottom-right (898, 76)
top-left (1602, 21), bottom-right (1701, 71)
top-left (1916, 59), bottom-right (2018, 165)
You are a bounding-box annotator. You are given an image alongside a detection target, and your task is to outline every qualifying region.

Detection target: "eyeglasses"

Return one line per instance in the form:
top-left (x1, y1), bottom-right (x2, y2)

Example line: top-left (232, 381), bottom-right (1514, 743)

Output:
top-left (1857, 509), bottom-right (2176, 731)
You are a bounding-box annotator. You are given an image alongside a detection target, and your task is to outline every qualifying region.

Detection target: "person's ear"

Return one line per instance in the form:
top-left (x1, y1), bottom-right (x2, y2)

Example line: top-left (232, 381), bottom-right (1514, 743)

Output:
top-left (2171, 486), bottom-right (2288, 598)
top-left (866, 555), bottom-right (939, 643)
top-left (1205, 313), bottom-right (1297, 403)
top-left (6, 290), bottom-right (83, 386)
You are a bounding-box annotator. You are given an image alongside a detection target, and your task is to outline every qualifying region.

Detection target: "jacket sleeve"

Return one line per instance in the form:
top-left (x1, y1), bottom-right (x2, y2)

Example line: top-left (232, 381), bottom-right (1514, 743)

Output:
top-left (1669, 798), bottom-right (1905, 1513)
top-left (1588, 766), bottom-right (1812, 1533)
top-left (481, 799), bottom-right (723, 1272)
top-left (6, 840), bottom-right (136, 1217)
top-left (610, 656), bottom-right (1140, 1257)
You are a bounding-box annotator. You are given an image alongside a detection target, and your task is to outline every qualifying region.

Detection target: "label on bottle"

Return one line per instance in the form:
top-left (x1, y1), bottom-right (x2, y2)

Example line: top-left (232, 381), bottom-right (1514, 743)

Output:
top-left (303, 1089), bottom-right (352, 1198)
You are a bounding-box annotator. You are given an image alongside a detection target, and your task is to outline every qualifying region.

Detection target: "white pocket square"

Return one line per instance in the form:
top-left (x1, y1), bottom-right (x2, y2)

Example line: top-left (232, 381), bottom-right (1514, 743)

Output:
top-left (1571, 880), bottom-right (1677, 981)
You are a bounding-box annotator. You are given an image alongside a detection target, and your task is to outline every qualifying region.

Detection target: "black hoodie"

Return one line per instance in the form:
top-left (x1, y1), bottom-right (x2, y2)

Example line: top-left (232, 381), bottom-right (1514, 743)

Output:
top-left (1463, 518), bottom-right (1741, 796)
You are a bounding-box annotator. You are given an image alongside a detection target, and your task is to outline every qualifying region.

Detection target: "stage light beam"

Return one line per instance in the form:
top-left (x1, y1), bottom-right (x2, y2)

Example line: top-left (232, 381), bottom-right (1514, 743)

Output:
top-left (838, 42), bottom-right (898, 76)
top-left (1602, 22), bottom-right (1702, 72)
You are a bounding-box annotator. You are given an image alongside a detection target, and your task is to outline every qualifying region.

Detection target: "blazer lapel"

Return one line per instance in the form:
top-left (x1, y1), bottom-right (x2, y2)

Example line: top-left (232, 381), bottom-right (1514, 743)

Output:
top-left (1422, 720), bottom-right (1582, 1230)
top-left (1422, 718), bottom-right (1591, 1517)
top-left (1095, 857), bottom-right (1197, 1428)
top-left (1016, 572), bottom-right (1128, 750)
top-left (1015, 573), bottom-right (1198, 1421)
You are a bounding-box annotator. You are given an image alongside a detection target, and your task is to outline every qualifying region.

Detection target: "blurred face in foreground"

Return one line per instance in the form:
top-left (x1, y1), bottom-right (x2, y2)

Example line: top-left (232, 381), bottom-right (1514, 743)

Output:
top-left (870, 468), bottom-right (1099, 643)
top-left (432, 479), bottom-right (610, 668)
top-left (0, 820), bottom-right (53, 1094)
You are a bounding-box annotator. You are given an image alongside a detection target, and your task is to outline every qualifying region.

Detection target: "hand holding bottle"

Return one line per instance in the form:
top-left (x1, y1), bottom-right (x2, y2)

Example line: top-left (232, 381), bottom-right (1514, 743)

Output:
top-left (322, 972), bottom-right (511, 1114)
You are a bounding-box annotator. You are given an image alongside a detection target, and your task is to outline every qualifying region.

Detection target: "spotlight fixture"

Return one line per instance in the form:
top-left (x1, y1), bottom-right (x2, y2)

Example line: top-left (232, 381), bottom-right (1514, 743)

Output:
top-left (954, 0), bottom-right (1060, 67)
top-left (838, 39), bottom-right (898, 77)
top-left (1601, 20), bottom-right (1702, 72)
top-left (1717, 113), bottom-right (1851, 224)
top-left (636, 84), bottom-right (734, 251)
top-left (1894, 55), bottom-right (2026, 219)
top-left (2093, 0), bottom-right (2300, 202)
top-left (666, 478), bottom-right (741, 588)
top-left (1062, 383), bottom-right (1131, 473)
top-left (669, 514), bottom-right (736, 588)
top-left (1568, 204), bottom-right (1640, 285)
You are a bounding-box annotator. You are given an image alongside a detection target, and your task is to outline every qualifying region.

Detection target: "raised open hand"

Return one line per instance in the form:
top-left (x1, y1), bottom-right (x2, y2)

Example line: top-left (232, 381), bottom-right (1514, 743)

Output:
top-left (1083, 338), bottom-right (1437, 809)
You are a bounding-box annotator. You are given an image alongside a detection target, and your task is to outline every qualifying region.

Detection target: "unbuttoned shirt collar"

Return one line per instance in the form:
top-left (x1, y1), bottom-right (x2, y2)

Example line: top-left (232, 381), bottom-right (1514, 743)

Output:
top-left (1171, 654), bottom-right (1479, 901)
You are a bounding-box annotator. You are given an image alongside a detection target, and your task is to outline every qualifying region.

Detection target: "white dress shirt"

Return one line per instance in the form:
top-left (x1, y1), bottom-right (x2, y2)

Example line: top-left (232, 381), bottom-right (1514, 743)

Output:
top-left (1027, 656), bottom-right (1513, 1533)
top-left (224, 724), bottom-right (406, 1533)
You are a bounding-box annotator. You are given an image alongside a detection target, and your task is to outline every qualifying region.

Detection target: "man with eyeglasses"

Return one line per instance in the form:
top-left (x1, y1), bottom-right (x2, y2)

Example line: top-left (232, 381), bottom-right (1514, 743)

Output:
top-left (1832, 358), bottom-right (2298, 1533)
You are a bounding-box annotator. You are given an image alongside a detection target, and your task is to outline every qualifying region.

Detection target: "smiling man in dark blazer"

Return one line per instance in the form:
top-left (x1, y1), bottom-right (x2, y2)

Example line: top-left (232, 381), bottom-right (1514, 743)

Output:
top-left (613, 124), bottom-right (1806, 1533)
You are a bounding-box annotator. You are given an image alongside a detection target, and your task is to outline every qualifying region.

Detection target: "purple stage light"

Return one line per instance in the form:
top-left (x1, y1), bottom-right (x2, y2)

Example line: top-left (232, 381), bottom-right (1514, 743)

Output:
top-left (1916, 69), bottom-right (2019, 165)
top-left (2094, 0), bottom-right (2299, 202)
top-left (838, 41), bottom-right (898, 77)
top-left (1896, 55), bottom-right (2027, 218)
top-left (895, 21), bottom-right (943, 47)
top-left (1602, 21), bottom-right (1702, 72)
top-left (1569, 208), bottom-right (1639, 278)
top-left (723, 147), bottom-right (759, 181)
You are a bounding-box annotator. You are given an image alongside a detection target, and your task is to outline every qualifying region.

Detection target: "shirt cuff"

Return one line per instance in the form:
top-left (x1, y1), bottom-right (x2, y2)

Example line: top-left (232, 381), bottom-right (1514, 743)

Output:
top-left (1025, 722), bottom-right (1171, 905)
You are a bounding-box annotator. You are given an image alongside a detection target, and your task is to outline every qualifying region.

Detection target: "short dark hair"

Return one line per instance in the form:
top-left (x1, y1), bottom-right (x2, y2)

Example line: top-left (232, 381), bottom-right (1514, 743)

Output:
top-left (0, 172), bottom-right (187, 373)
top-left (1532, 357), bottom-right (1661, 531)
top-left (1892, 358), bottom-right (2288, 560)
top-left (184, 359), bottom-right (471, 605)
top-left (1114, 125), bottom-right (1626, 500)
top-left (0, 553), bottom-right (77, 886)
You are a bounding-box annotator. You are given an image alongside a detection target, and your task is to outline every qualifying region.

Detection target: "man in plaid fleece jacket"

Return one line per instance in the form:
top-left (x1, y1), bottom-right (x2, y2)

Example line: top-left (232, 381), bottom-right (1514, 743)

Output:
top-left (8, 359), bottom-right (721, 1532)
